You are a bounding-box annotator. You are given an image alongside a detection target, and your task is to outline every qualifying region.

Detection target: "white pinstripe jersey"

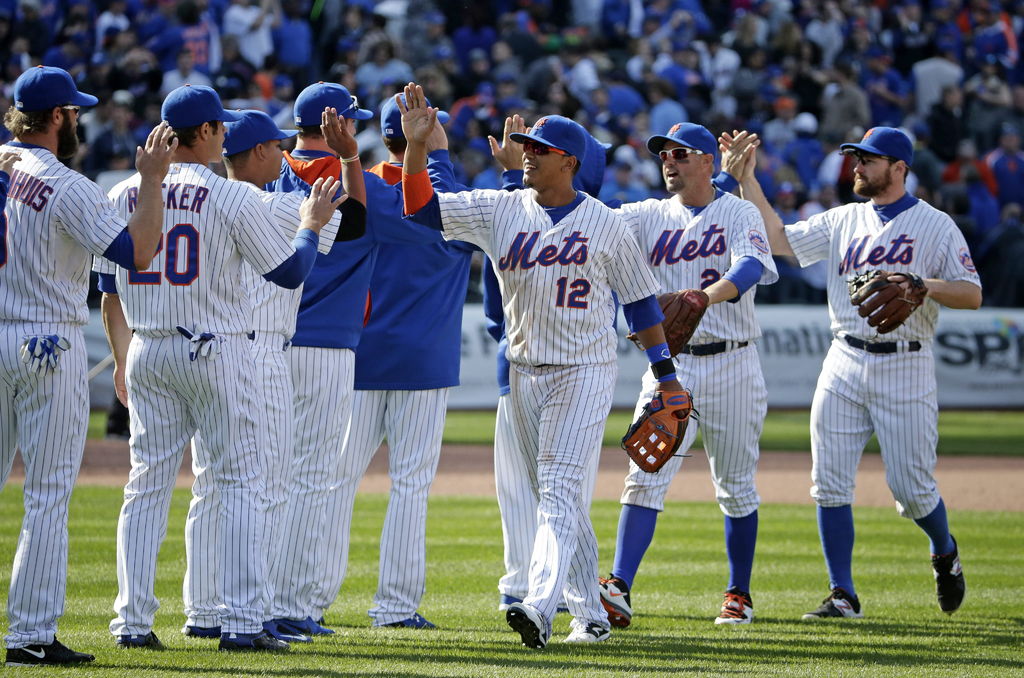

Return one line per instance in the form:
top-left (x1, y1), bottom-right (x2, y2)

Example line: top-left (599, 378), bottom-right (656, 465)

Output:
top-left (0, 144), bottom-right (126, 324)
top-left (243, 190), bottom-right (340, 337)
top-left (617, 191), bottom-right (779, 344)
top-left (786, 199), bottom-right (982, 341)
top-left (97, 163), bottom-right (297, 335)
top-left (439, 188), bottom-right (659, 366)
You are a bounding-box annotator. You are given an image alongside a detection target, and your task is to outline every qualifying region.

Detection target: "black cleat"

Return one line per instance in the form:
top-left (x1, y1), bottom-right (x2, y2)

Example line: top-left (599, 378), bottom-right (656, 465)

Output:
top-left (116, 631), bottom-right (164, 649)
top-left (506, 603), bottom-right (549, 649)
top-left (802, 587), bottom-right (863, 619)
top-left (932, 536), bottom-right (966, 614)
top-left (5, 638), bottom-right (95, 666)
top-left (219, 630), bottom-right (290, 652)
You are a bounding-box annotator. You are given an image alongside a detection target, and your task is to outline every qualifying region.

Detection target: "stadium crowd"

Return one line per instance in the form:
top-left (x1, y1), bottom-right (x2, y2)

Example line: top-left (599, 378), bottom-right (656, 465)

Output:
top-left (1, 0), bottom-right (1022, 305)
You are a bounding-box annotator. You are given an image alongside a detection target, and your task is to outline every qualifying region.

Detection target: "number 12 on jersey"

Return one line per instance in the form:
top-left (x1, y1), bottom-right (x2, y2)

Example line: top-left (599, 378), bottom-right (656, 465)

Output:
top-left (555, 276), bottom-right (590, 309)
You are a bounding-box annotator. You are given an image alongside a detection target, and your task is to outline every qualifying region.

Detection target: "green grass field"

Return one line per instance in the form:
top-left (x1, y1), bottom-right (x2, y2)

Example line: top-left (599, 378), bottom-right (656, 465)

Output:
top-left (88, 409), bottom-right (1024, 456)
top-left (0, 487), bottom-right (1020, 676)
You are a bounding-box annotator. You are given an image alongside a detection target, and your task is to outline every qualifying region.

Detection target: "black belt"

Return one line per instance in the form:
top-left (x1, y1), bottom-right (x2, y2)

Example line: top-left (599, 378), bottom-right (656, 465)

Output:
top-left (844, 335), bottom-right (921, 354)
top-left (677, 340), bottom-right (748, 357)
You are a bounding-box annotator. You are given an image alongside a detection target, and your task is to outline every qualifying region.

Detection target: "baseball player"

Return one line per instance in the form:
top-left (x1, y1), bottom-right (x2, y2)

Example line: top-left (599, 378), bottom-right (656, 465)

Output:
top-left (326, 91), bottom-right (469, 629)
top-left (598, 124), bottom-right (778, 628)
top-left (1, 66), bottom-right (174, 667)
top-left (180, 109), bottom-right (366, 644)
top-left (400, 84), bottom-right (683, 648)
top-left (264, 82), bottom-right (453, 637)
top-left (96, 84), bottom-right (340, 653)
top-left (733, 126), bottom-right (980, 618)
top-left (487, 121), bottom-right (610, 613)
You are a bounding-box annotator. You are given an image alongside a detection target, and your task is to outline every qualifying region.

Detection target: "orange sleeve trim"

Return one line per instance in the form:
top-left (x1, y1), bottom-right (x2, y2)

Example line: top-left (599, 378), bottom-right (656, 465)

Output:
top-left (403, 168), bottom-right (434, 216)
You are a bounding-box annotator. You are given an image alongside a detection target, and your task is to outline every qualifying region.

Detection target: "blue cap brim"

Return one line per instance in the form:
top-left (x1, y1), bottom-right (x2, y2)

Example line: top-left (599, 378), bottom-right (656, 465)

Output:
top-left (218, 109), bottom-right (245, 123)
top-left (436, 110), bottom-right (450, 124)
top-left (839, 142), bottom-right (889, 157)
top-left (646, 135), bottom-right (676, 156)
top-left (71, 90), bottom-right (98, 107)
top-left (508, 131), bottom-right (573, 156)
top-left (346, 107), bottom-right (374, 120)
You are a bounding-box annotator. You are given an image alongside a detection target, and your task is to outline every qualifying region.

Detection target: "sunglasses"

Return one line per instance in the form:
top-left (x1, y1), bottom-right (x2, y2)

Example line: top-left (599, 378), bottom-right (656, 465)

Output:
top-left (658, 147), bottom-right (705, 162)
top-left (842, 150), bottom-right (897, 165)
top-left (61, 105), bottom-right (81, 114)
top-left (338, 96), bottom-right (361, 117)
top-left (522, 139), bottom-right (568, 156)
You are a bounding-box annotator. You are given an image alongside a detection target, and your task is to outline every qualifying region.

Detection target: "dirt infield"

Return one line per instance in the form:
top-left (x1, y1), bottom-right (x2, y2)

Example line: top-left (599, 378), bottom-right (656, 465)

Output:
top-left (9, 439), bottom-right (1020, 512)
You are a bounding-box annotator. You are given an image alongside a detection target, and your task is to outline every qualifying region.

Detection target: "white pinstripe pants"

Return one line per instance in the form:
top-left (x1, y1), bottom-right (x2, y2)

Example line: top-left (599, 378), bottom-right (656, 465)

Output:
top-left (270, 346), bottom-right (354, 621)
top-left (509, 362), bottom-right (613, 628)
top-left (494, 393), bottom-right (599, 601)
top-left (810, 339), bottom-right (941, 519)
top-left (323, 388), bottom-right (448, 625)
top-left (0, 323), bottom-right (87, 648)
top-left (111, 333), bottom-right (266, 636)
top-left (621, 344), bottom-right (765, 517)
top-left (183, 332), bottom-right (294, 627)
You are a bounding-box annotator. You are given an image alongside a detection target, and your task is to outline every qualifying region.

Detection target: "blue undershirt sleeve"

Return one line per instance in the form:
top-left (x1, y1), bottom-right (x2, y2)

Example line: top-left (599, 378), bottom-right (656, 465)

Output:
top-left (261, 229), bottom-right (319, 289)
top-left (101, 228), bottom-right (138, 270)
top-left (0, 170), bottom-right (10, 210)
top-left (713, 171), bottom-right (739, 193)
top-left (622, 294), bottom-right (664, 334)
top-left (405, 193), bottom-right (444, 231)
top-left (722, 256), bottom-right (764, 302)
top-left (501, 169), bottom-right (524, 190)
top-left (97, 272), bottom-right (118, 294)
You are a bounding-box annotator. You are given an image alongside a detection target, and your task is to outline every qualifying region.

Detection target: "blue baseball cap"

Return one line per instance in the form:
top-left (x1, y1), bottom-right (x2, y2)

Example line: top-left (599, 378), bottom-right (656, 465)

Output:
top-left (294, 82), bottom-right (372, 126)
top-left (574, 133), bottom-right (611, 198)
top-left (646, 122), bottom-right (717, 159)
top-left (13, 65), bottom-right (98, 112)
top-left (223, 110), bottom-right (298, 157)
top-left (379, 93), bottom-right (449, 138)
top-left (161, 84), bottom-right (243, 128)
top-left (509, 115), bottom-right (587, 160)
top-left (840, 126), bottom-right (914, 166)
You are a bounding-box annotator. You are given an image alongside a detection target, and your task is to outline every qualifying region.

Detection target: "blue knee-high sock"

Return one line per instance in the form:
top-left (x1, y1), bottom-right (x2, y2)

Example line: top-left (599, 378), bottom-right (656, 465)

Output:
top-left (914, 498), bottom-right (955, 555)
top-left (818, 505), bottom-right (856, 597)
top-left (724, 510), bottom-right (758, 593)
top-left (610, 504), bottom-right (658, 588)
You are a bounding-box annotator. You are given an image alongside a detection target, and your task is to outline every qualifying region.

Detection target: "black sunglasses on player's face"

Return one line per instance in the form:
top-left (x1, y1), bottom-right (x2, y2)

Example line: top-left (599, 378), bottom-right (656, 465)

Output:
top-left (522, 139), bottom-right (568, 156)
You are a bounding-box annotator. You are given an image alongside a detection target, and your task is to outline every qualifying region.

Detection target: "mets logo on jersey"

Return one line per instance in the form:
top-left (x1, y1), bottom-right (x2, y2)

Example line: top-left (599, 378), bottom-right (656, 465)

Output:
top-left (748, 229), bottom-right (770, 254)
top-left (959, 247), bottom-right (976, 273)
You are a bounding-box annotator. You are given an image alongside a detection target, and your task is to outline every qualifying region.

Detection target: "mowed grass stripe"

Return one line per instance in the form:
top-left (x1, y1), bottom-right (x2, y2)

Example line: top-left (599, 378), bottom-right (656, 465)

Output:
top-left (0, 487), bottom-right (1020, 676)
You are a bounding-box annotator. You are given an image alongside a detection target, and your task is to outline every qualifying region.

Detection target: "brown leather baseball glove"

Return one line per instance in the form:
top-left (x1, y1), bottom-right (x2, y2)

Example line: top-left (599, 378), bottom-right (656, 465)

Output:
top-left (848, 270), bottom-right (928, 334)
top-left (621, 385), bottom-right (695, 473)
top-left (628, 289), bottom-right (710, 354)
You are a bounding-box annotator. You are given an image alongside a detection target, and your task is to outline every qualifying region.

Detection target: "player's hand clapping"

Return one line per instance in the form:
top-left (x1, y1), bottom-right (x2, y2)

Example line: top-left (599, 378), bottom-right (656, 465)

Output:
top-left (135, 121), bottom-right (178, 179)
top-left (719, 130), bottom-right (759, 181)
top-left (398, 82), bottom-right (439, 145)
top-left (489, 114), bottom-right (526, 172)
top-left (0, 150), bottom-right (21, 175)
top-left (299, 176), bottom-right (345, 234)
top-left (321, 107), bottom-right (358, 160)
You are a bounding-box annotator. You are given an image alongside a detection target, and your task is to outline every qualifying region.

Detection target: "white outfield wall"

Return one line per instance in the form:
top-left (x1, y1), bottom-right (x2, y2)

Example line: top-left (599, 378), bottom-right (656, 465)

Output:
top-left (85, 305), bottom-right (1024, 410)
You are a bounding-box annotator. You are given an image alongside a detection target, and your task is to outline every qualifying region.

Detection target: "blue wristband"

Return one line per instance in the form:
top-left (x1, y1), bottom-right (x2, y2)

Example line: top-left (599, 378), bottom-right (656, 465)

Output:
top-left (657, 372), bottom-right (678, 383)
top-left (645, 342), bottom-right (672, 363)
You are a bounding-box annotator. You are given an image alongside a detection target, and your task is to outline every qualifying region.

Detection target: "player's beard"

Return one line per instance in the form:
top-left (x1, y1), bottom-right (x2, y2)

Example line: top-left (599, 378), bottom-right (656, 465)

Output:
top-left (56, 112), bottom-right (80, 160)
top-left (853, 165), bottom-right (894, 198)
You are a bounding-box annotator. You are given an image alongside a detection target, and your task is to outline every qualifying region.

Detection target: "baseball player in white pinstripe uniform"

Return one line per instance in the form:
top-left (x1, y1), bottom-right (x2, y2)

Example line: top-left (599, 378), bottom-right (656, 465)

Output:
top-left (181, 109), bottom-right (364, 643)
top-left (599, 123), bottom-right (778, 628)
top-left (95, 85), bottom-right (340, 653)
top-left (735, 126), bottom-right (981, 619)
top-left (0, 66), bottom-right (174, 667)
top-left (400, 85), bottom-right (683, 648)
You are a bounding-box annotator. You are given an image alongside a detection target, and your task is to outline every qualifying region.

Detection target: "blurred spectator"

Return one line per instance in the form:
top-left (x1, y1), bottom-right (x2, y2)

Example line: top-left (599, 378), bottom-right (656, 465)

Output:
top-left (781, 112), bottom-right (825, 192)
top-left (985, 122), bottom-right (1024, 207)
top-left (273, 0), bottom-right (313, 83)
top-left (224, 0), bottom-right (279, 70)
top-left (974, 203), bottom-right (1024, 306)
top-left (762, 95), bottom-right (798, 151)
top-left (913, 34), bottom-right (965, 118)
top-left (820, 61), bottom-right (870, 141)
top-left (96, 1), bottom-right (130, 48)
top-left (161, 48), bottom-right (211, 96)
top-left (86, 90), bottom-right (137, 178)
top-left (648, 79), bottom-right (687, 139)
top-left (18, 0), bottom-right (50, 59)
top-left (451, 6), bottom-right (497, 75)
top-left (599, 161), bottom-right (649, 204)
top-left (965, 55), bottom-right (1013, 149)
top-left (804, 1), bottom-right (845, 68)
top-left (888, 0), bottom-right (932, 73)
top-left (910, 121), bottom-right (945, 198)
top-left (213, 34), bottom-right (255, 101)
top-left (861, 46), bottom-right (910, 127)
top-left (354, 40), bottom-right (413, 109)
top-left (927, 84), bottom-right (968, 163)
top-left (405, 10), bottom-right (452, 67)
top-left (963, 162), bottom-right (1002, 245)
top-left (969, 0), bottom-right (1019, 73)
top-left (944, 138), bottom-right (1000, 197)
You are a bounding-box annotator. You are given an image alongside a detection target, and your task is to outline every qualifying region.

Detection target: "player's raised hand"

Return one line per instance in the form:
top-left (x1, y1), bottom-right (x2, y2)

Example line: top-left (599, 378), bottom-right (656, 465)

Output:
top-left (321, 107), bottom-right (359, 160)
top-left (300, 176), bottom-right (345, 233)
top-left (719, 130), bottom-right (759, 181)
top-left (398, 82), bottom-right (437, 145)
top-left (488, 114), bottom-right (526, 171)
top-left (0, 150), bottom-right (21, 174)
top-left (136, 121), bottom-right (178, 179)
